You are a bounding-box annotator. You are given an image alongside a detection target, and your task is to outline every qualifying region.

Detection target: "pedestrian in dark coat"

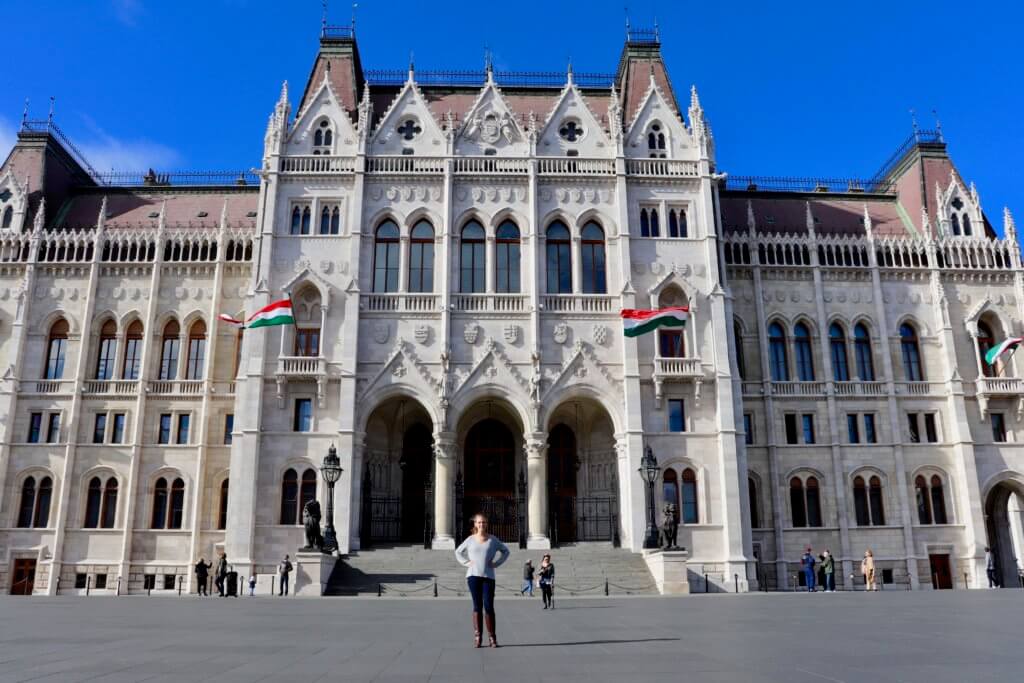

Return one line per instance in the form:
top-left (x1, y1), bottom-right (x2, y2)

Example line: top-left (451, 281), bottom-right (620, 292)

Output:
top-left (194, 558), bottom-right (212, 596)
top-left (215, 554), bottom-right (229, 597)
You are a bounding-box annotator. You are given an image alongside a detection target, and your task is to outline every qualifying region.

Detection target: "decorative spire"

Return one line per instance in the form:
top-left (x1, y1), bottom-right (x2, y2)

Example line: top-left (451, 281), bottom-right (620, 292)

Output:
top-left (746, 200), bottom-right (756, 234)
top-left (357, 85), bottom-right (372, 139)
top-left (96, 196), bottom-right (108, 230)
top-left (690, 85), bottom-right (702, 112)
top-left (32, 198), bottom-right (45, 234)
top-left (607, 86), bottom-right (622, 139)
top-left (21, 98), bottom-right (28, 127)
top-left (566, 57), bottom-right (573, 86)
top-left (910, 108), bottom-right (920, 141)
top-left (921, 206), bottom-right (930, 235)
top-left (408, 51), bottom-right (415, 83)
top-left (1004, 207), bottom-right (1017, 242)
top-left (805, 201), bottom-right (816, 237)
top-left (47, 96), bottom-right (55, 125)
top-left (862, 203), bottom-right (874, 240)
top-left (277, 81), bottom-right (289, 112)
top-left (484, 46), bottom-right (493, 82)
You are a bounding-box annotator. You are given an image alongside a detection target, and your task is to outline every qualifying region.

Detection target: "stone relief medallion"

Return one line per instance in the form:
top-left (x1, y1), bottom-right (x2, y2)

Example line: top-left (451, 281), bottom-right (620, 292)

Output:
top-left (593, 324), bottom-right (609, 346)
top-left (464, 322), bottom-right (480, 345)
top-left (503, 324), bottom-right (520, 344)
top-left (392, 364), bottom-right (407, 378)
top-left (472, 188), bottom-right (483, 202)
top-left (553, 322), bottom-right (569, 345)
top-left (320, 260), bottom-right (333, 274)
top-left (414, 324), bottom-right (430, 345)
top-left (372, 323), bottom-right (390, 344)
top-left (455, 188), bottom-right (468, 201)
top-left (480, 113), bottom-right (501, 143)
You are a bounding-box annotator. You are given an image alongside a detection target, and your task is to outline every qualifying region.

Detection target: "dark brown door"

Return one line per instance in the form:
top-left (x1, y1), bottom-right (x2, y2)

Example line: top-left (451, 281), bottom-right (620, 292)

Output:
top-left (464, 419), bottom-right (517, 541)
top-left (10, 559), bottom-right (35, 595)
top-left (929, 554), bottom-right (952, 589)
top-left (547, 424), bottom-right (578, 543)
top-left (400, 424), bottom-right (433, 543)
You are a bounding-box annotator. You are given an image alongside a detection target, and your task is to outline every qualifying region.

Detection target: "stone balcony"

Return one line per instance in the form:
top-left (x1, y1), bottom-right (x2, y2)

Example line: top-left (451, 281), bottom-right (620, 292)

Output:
top-left (146, 380), bottom-right (206, 398)
top-left (653, 356), bottom-right (705, 404)
top-left (976, 377), bottom-right (1024, 418)
top-left (360, 293), bottom-right (440, 313)
top-left (82, 379), bottom-right (139, 397)
top-left (275, 355), bottom-right (327, 407)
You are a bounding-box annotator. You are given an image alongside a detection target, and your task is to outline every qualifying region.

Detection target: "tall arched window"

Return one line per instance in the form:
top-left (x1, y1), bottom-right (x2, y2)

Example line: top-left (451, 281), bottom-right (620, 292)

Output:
top-left (372, 221), bottom-right (400, 293)
top-left (280, 469), bottom-right (299, 525)
top-left (791, 475), bottom-right (822, 527)
top-left (85, 477), bottom-right (103, 528)
top-left (794, 323), bottom-right (815, 381)
top-left (290, 206), bottom-right (301, 235)
top-left (312, 119), bottom-right (332, 154)
top-left (869, 475), bottom-right (885, 526)
top-left (962, 214), bottom-right (972, 236)
top-left (734, 321), bottom-right (746, 380)
top-left (319, 207), bottom-right (332, 234)
top-left (662, 469), bottom-right (679, 523)
top-left (805, 476), bottom-right (822, 527)
top-left (185, 320), bottom-right (206, 380)
top-left (1, 205), bottom-right (12, 229)
top-left (930, 474), bottom-right (948, 524)
top-left (292, 286), bottom-right (322, 357)
top-left (915, 475), bottom-right (933, 524)
top-left (545, 222), bottom-right (572, 293)
top-left (769, 322), bottom-right (789, 381)
top-left (950, 213), bottom-right (961, 236)
top-left (495, 220), bottom-right (521, 293)
top-left (159, 320), bottom-right (180, 380)
top-left (45, 319), bottom-right (69, 380)
top-left (460, 220), bottom-right (485, 293)
top-left (748, 476), bottom-right (760, 528)
top-left (669, 208), bottom-right (687, 238)
top-left (647, 123), bottom-right (666, 158)
top-left (151, 478), bottom-right (168, 529)
top-left (829, 323), bottom-right (850, 382)
top-left (17, 477), bottom-right (37, 528)
top-left (169, 478), bottom-right (185, 529)
top-left (95, 320), bottom-right (117, 380)
top-left (681, 468), bottom-right (698, 524)
top-left (33, 476), bottom-right (51, 528)
top-left (408, 220), bottom-right (434, 293)
top-left (977, 321), bottom-right (997, 378)
top-left (330, 207), bottom-right (341, 234)
top-left (900, 323), bottom-right (923, 381)
top-left (640, 209), bottom-right (650, 237)
top-left (854, 323), bottom-right (875, 381)
top-left (300, 468), bottom-right (317, 514)
top-left (218, 479), bottom-right (229, 530)
top-left (300, 207), bottom-right (311, 234)
top-left (790, 477), bottom-right (807, 528)
top-left (853, 476), bottom-right (870, 526)
top-left (581, 222), bottom-right (607, 294)
top-left (101, 478), bottom-right (117, 528)
top-left (122, 320), bottom-right (143, 380)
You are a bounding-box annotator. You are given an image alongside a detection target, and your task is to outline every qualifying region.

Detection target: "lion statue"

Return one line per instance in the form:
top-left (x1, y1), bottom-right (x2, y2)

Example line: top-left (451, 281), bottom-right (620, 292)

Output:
top-left (658, 503), bottom-right (679, 550)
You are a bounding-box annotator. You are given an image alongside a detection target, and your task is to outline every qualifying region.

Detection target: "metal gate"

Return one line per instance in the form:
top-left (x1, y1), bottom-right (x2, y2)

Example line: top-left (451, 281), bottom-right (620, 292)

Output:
top-left (366, 496), bottom-right (402, 544)
top-left (463, 495), bottom-right (521, 543)
top-left (550, 496), bottom-right (620, 546)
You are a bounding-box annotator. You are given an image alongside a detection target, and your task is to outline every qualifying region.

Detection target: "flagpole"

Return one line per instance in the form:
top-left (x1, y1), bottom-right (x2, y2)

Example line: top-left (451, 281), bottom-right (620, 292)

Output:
top-left (995, 345), bottom-right (1020, 378)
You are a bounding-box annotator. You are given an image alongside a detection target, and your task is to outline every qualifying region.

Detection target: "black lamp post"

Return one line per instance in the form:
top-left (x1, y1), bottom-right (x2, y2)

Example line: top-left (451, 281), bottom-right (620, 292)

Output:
top-left (639, 444), bottom-right (660, 549)
top-left (320, 444), bottom-right (343, 554)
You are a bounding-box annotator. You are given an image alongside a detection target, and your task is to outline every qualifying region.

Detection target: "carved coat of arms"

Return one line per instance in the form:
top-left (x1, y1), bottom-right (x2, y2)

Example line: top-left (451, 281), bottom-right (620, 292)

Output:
top-left (372, 323), bottom-right (390, 344)
top-left (414, 324), bottom-right (430, 345)
top-left (464, 322), bottom-right (479, 345)
top-left (553, 322), bottom-right (569, 345)
top-left (503, 324), bottom-right (519, 344)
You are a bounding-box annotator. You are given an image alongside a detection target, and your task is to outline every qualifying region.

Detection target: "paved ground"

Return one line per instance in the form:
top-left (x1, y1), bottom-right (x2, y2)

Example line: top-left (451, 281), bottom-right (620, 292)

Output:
top-left (1, 591), bottom-right (1022, 682)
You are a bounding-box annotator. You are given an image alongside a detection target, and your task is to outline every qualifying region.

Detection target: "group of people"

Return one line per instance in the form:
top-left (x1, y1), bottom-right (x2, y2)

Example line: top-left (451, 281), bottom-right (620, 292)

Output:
top-left (519, 556), bottom-right (556, 608)
top-left (800, 547), bottom-right (878, 591)
top-left (192, 553), bottom-right (295, 597)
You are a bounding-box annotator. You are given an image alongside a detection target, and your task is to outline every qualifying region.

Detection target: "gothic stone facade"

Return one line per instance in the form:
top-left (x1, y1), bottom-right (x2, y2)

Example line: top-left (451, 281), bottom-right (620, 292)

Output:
top-left (1, 32), bottom-right (1022, 595)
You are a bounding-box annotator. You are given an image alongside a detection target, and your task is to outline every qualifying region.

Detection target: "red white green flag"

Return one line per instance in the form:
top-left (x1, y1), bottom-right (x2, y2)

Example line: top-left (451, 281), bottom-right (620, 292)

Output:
top-left (247, 299), bottom-right (295, 329)
top-left (621, 307), bottom-right (689, 338)
top-left (217, 313), bottom-right (244, 328)
top-left (985, 336), bottom-right (1024, 365)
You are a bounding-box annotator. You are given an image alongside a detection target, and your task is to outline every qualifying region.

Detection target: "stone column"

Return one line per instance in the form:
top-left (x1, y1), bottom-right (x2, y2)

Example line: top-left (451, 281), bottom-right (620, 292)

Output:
top-left (432, 432), bottom-right (456, 549)
top-left (525, 433), bottom-right (551, 549)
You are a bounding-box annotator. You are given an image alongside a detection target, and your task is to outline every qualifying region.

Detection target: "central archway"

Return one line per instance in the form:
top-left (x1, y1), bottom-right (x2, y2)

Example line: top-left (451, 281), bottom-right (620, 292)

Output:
top-left (463, 418), bottom-right (518, 541)
top-left (985, 478), bottom-right (1024, 587)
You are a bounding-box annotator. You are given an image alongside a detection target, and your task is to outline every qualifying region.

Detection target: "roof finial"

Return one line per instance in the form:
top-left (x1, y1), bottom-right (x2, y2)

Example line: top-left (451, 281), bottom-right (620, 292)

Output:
top-left (933, 108), bottom-right (944, 142)
top-left (624, 6), bottom-right (630, 40)
top-left (47, 96), bottom-right (55, 126)
top-left (863, 203), bottom-right (874, 240)
top-left (321, 0), bottom-right (328, 31)
top-left (690, 84), bottom-right (702, 111)
top-left (351, 3), bottom-right (357, 32)
top-left (1004, 207), bottom-right (1017, 242)
top-left (567, 55), bottom-right (573, 84)
top-left (408, 51), bottom-right (415, 82)
top-left (484, 46), bottom-right (493, 81)
top-left (654, 17), bottom-right (660, 42)
top-left (21, 98), bottom-right (29, 127)
top-left (910, 108), bottom-right (920, 141)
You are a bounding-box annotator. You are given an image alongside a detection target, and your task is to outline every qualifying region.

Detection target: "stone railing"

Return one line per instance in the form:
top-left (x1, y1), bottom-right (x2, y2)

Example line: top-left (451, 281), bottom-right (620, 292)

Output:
top-left (976, 377), bottom-right (1024, 396)
top-left (360, 293), bottom-right (440, 313)
top-left (276, 356), bottom-right (326, 378)
top-left (540, 294), bottom-right (617, 314)
top-left (654, 357), bottom-right (703, 378)
top-left (894, 381), bottom-right (945, 396)
top-left (453, 157), bottom-right (529, 175)
top-left (624, 159), bottom-right (699, 178)
top-left (537, 158), bottom-right (615, 176)
top-left (366, 156), bottom-right (446, 175)
top-left (279, 155), bottom-right (356, 175)
top-left (770, 381), bottom-right (827, 396)
top-left (834, 381), bottom-right (887, 397)
top-left (17, 379), bottom-right (76, 395)
top-left (147, 380), bottom-right (206, 397)
top-left (210, 381), bottom-right (237, 396)
top-left (451, 293), bottom-right (529, 313)
top-left (82, 379), bottom-right (139, 396)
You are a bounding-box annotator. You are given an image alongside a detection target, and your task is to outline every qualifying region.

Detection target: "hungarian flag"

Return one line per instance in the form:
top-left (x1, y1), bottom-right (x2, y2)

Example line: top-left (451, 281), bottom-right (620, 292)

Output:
top-left (247, 299), bottom-right (295, 329)
top-left (621, 306), bottom-right (689, 337)
top-left (217, 313), bottom-right (244, 328)
top-left (985, 336), bottom-right (1024, 365)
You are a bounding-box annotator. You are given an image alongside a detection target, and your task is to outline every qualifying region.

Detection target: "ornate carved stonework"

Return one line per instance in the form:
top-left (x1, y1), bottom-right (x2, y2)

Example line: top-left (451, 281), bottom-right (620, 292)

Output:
top-left (553, 322), bottom-right (569, 345)
top-left (464, 322), bottom-right (479, 345)
top-left (503, 323), bottom-right (519, 344)
top-left (414, 324), bottom-right (430, 345)
top-left (372, 323), bottom-right (390, 344)
top-left (593, 324), bottom-right (609, 346)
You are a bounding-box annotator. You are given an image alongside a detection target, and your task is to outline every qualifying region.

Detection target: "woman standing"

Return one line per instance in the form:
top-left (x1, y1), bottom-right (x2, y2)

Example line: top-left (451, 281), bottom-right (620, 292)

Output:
top-left (455, 513), bottom-right (510, 648)
top-left (538, 554), bottom-right (555, 609)
top-left (861, 549), bottom-right (877, 591)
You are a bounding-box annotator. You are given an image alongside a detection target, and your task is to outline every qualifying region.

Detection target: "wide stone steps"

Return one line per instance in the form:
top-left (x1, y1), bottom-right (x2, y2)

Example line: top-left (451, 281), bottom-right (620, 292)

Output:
top-left (325, 542), bottom-right (659, 596)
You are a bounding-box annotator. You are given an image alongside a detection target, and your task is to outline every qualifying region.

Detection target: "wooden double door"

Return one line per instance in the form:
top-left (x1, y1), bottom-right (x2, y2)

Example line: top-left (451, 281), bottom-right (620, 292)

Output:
top-left (10, 559), bottom-right (36, 595)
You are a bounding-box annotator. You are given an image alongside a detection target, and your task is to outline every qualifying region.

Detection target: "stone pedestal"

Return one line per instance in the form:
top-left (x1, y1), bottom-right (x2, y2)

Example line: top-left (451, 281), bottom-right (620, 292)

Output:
top-left (294, 551), bottom-right (338, 596)
top-left (643, 549), bottom-right (691, 595)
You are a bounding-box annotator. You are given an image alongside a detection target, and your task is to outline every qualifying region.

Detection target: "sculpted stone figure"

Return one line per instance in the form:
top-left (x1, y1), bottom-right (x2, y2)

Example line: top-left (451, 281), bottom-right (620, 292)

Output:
top-left (302, 500), bottom-right (323, 551)
top-left (658, 503), bottom-right (679, 550)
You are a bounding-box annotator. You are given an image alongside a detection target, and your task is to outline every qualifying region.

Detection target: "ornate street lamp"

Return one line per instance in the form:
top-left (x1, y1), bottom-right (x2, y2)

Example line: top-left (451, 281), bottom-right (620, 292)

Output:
top-left (320, 444), bottom-right (343, 554)
top-left (639, 444), bottom-right (660, 549)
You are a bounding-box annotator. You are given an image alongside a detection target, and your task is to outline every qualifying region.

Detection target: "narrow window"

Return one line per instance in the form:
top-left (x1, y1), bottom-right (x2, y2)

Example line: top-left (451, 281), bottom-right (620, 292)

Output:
top-left (319, 206), bottom-right (330, 234)
top-left (668, 399), bottom-right (685, 432)
top-left (854, 323), bottom-right (875, 381)
top-left (176, 414), bottom-right (190, 445)
top-left (900, 323), bottom-right (923, 381)
top-left (372, 221), bottom-right (400, 293)
top-left (158, 414), bottom-right (172, 444)
top-left (34, 476), bottom-right (52, 528)
top-left (94, 320), bottom-right (117, 380)
top-left (962, 214), bottom-right (972, 236)
top-left (85, 477), bottom-right (102, 528)
top-left (111, 413), bottom-right (126, 444)
top-left (122, 321), bottom-right (143, 380)
top-left (46, 413), bottom-right (61, 443)
top-left (924, 414), bottom-right (938, 443)
top-left (802, 414), bottom-right (816, 444)
top-left (662, 469), bottom-right (679, 522)
top-left (280, 469), bottom-right (299, 525)
top-left (101, 478), bottom-right (118, 528)
top-left (930, 475), bottom-right (948, 524)
top-left (907, 413), bottom-right (920, 443)
top-left (460, 221), bottom-right (485, 293)
top-left (829, 323), bottom-right (850, 381)
top-left (743, 413), bottom-right (754, 445)
top-left (1, 205), bottom-right (12, 229)
top-left (545, 222), bottom-right (572, 293)
top-left (950, 213), bottom-right (961, 236)
top-left (639, 208), bottom-right (650, 237)
top-left (44, 319), bottom-right (69, 380)
top-left (734, 321), bottom-right (746, 380)
top-left (681, 468), bottom-right (698, 524)
top-left (93, 413), bottom-right (107, 444)
top-left (805, 477), bottom-right (822, 527)
top-left (853, 476), bottom-right (870, 526)
top-left (495, 221), bottom-right (521, 293)
top-left (864, 414), bottom-right (877, 444)
top-left (869, 476), bottom-right (885, 525)
top-left (290, 206), bottom-right (301, 235)
top-left (408, 220), bottom-right (435, 293)
top-left (659, 329), bottom-right (685, 358)
top-left (668, 209), bottom-right (679, 238)
top-left (915, 475), bottom-right (933, 524)
top-left (169, 478), bottom-right (185, 529)
top-left (27, 412), bottom-right (42, 443)
top-left (581, 222), bottom-right (607, 294)
top-left (294, 398), bottom-right (312, 432)
top-left (300, 469), bottom-right (317, 516)
top-left (991, 413), bottom-right (1007, 443)
top-left (784, 414), bottom-right (798, 444)
top-left (790, 477), bottom-right (807, 527)
top-left (977, 321), bottom-right (997, 378)
top-left (330, 206), bottom-right (340, 234)
top-left (185, 321), bottom-right (206, 380)
top-left (218, 479), bottom-right (229, 530)
top-left (301, 206), bottom-right (311, 234)
top-left (224, 414), bottom-right (234, 445)
top-left (748, 477), bottom-right (760, 528)
top-left (151, 477), bottom-right (168, 529)
top-left (768, 323), bottom-right (789, 381)
top-left (847, 414), bottom-right (860, 444)
top-left (794, 323), bottom-right (815, 381)
top-left (159, 320), bottom-right (180, 380)
top-left (294, 328), bottom-right (320, 357)
top-left (17, 477), bottom-right (36, 528)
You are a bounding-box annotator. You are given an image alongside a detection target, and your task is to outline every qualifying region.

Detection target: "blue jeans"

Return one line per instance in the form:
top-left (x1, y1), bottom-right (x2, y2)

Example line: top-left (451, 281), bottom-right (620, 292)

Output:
top-left (804, 567), bottom-right (816, 591)
top-left (467, 576), bottom-right (495, 617)
top-left (824, 573), bottom-right (835, 592)
top-left (279, 574), bottom-right (289, 596)
top-left (521, 580), bottom-right (533, 596)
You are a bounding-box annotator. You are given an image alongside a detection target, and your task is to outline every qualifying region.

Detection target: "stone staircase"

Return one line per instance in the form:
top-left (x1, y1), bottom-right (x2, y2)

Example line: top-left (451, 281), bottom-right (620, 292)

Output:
top-left (325, 542), bottom-right (659, 596)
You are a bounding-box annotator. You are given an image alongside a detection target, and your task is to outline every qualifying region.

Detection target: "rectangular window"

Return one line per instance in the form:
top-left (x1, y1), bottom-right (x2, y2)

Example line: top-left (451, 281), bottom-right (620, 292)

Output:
top-left (94, 573), bottom-right (108, 590)
top-left (74, 573), bottom-right (88, 589)
top-left (294, 399), bottom-right (313, 432)
top-left (224, 414), bottom-right (234, 445)
top-left (743, 413), bottom-right (754, 445)
top-left (28, 412), bottom-right (43, 443)
top-left (847, 414), bottom-right (860, 444)
top-left (992, 413), bottom-right (1007, 443)
top-left (658, 330), bottom-right (685, 358)
top-left (159, 338), bottom-right (179, 380)
top-left (122, 337), bottom-right (143, 380)
top-left (111, 413), bottom-right (126, 444)
top-left (158, 414), bottom-right (172, 444)
top-left (46, 413), bottom-right (61, 443)
top-left (882, 568), bottom-right (894, 585)
top-left (176, 414), bottom-right (190, 445)
top-left (163, 574), bottom-right (176, 591)
top-left (802, 414), bottom-right (816, 444)
top-left (668, 399), bottom-right (685, 432)
top-left (907, 413), bottom-right (920, 443)
top-left (784, 414), bottom-right (799, 445)
top-left (143, 574), bottom-right (156, 590)
top-left (93, 413), bottom-right (107, 444)
top-left (864, 414), bottom-right (877, 444)
top-left (924, 413), bottom-right (938, 443)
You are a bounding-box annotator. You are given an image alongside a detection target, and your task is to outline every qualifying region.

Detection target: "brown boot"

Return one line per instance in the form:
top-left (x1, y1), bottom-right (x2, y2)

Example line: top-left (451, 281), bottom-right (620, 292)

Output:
top-left (472, 612), bottom-right (482, 648)
top-left (484, 614), bottom-right (498, 647)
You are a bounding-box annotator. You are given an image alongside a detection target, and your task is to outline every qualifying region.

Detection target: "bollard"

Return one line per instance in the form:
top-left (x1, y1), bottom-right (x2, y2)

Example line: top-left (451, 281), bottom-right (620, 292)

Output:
top-left (734, 573), bottom-right (739, 593)
top-left (1019, 573), bottom-right (1024, 589)
top-left (704, 573), bottom-right (709, 593)
top-left (55, 577), bottom-right (61, 595)
top-left (849, 573), bottom-right (855, 591)
top-left (433, 582), bottom-right (438, 598)
top-left (86, 575), bottom-right (91, 597)
top-left (605, 579), bottom-right (609, 596)
top-left (377, 583), bottom-right (382, 597)
top-left (271, 576), bottom-right (276, 595)
top-left (963, 572), bottom-right (969, 590)
top-left (178, 576), bottom-right (183, 596)
top-left (116, 576), bottom-right (122, 596)
top-left (932, 573), bottom-right (938, 590)
top-left (148, 583), bottom-right (152, 597)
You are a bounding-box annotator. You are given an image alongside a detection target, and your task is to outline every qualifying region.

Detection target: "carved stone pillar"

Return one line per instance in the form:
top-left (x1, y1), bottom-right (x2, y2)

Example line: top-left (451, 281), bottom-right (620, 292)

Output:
top-left (525, 433), bottom-right (551, 549)
top-left (432, 432), bottom-right (457, 549)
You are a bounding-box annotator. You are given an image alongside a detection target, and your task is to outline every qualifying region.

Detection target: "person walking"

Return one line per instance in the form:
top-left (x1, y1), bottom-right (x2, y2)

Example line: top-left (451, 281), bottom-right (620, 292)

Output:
top-left (278, 554), bottom-right (293, 596)
top-left (822, 550), bottom-right (835, 592)
top-left (861, 549), bottom-right (876, 591)
top-left (816, 553), bottom-right (826, 591)
top-left (455, 513), bottom-right (510, 648)
top-left (538, 554), bottom-right (555, 609)
top-left (215, 553), bottom-right (229, 597)
top-left (521, 560), bottom-right (535, 597)
top-left (194, 558), bottom-right (212, 596)
top-left (248, 574), bottom-right (257, 597)
top-left (985, 547), bottom-right (999, 588)
top-left (801, 547), bottom-right (816, 592)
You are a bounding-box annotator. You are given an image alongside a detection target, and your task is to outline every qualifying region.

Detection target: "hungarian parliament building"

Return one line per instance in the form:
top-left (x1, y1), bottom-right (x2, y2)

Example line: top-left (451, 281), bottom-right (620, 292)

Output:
top-left (1, 26), bottom-right (1022, 595)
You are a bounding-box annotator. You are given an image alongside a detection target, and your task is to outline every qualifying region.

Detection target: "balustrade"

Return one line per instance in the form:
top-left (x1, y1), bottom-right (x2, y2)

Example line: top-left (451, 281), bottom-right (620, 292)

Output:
top-left (279, 155), bottom-right (356, 174)
top-left (451, 293), bottom-right (528, 313)
top-left (147, 380), bottom-right (205, 397)
top-left (82, 380), bottom-right (139, 396)
top-left (624, 159), bottom-right (699, 177)
top-left (361, 293), bottom-right (440, 312)
top-left (654, 357), bottom-right (703, 378)
top-left (537, 158), bottom-right (615, 176)
top-left (540, 294), bottom-right (616, 313)
top-left (277, 356), bottom-right (326, 378)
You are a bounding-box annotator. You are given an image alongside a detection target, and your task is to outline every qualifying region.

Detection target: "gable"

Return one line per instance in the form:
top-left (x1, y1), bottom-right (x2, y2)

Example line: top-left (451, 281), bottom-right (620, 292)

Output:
top-left (370, 76), bottom-right (447, 156)
top-left (287, 77), bottom-right (358, 156)
top-left (536, 78), bottom-right (612, 157)
top-left (624, 79), bottom-right (694, 160)
top-left (454, 78), bottom-right (528, 156)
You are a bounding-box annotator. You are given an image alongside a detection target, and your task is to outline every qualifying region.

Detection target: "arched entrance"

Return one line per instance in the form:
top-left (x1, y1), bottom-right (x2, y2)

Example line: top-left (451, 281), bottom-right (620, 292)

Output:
top-left (985, 480), bottom-right (1024, 587)
top-left (463, 418), bottom-right (519, 541)
top-left (399, 423), bottom-right (434, 543)
top-left (548, 424), bottom-right (578, 543)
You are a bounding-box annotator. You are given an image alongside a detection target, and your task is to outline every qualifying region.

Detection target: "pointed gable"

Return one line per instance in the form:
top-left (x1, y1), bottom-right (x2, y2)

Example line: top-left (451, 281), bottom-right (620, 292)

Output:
top-left (536, 74), bottom-right (612, 157)
top-left (369, 73), bottom-right (447, 155)
top-left (454, 74), bottom-right (528, 156)
top-left (296, 33), bottom-right (363, 116)
top-left (624, 74), bottom-right (694, 160)
top-left (287, 75), bottom-right (358, 156)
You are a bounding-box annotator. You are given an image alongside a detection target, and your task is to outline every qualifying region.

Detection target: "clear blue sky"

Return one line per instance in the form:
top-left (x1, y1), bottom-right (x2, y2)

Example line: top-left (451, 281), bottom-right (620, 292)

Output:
top-left (2, 1), bottom-right (1020, 225)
